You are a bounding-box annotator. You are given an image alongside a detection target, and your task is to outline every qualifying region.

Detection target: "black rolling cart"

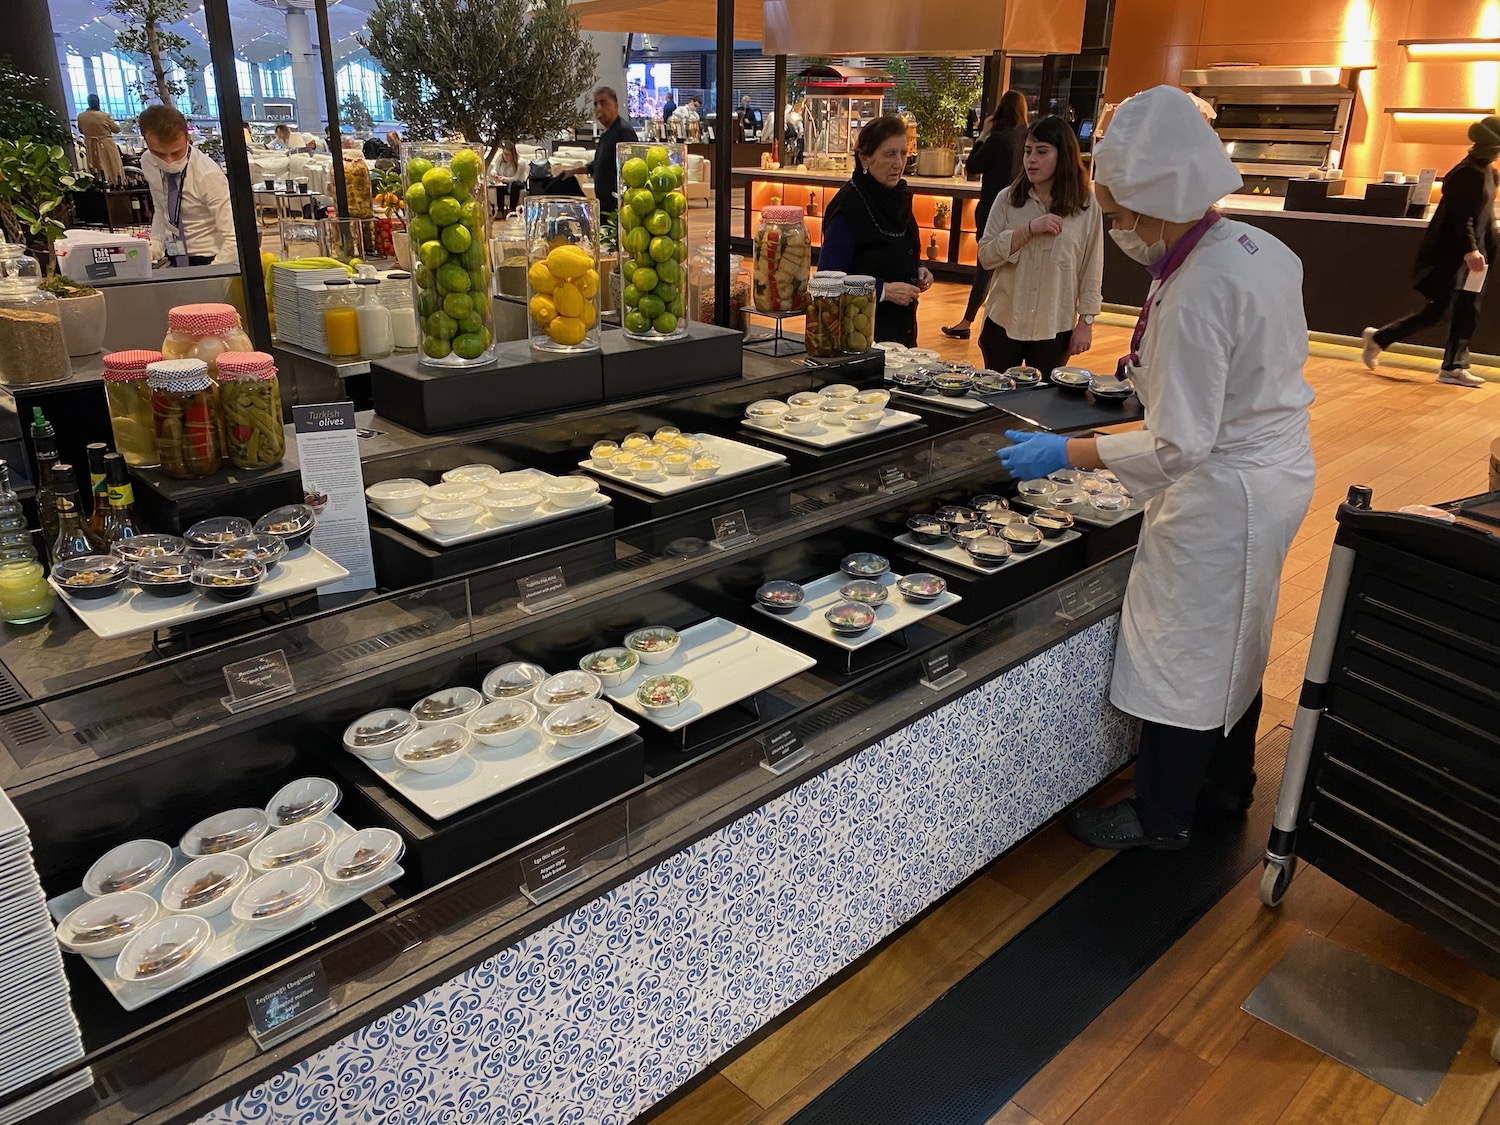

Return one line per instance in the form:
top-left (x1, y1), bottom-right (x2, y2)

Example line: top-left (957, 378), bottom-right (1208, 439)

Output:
top-left (1261, 485), bottom-right (1500, 1053)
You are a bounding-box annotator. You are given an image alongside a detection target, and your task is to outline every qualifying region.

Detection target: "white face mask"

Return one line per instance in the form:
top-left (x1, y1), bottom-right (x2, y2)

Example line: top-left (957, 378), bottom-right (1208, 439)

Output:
top-left (1109, 215), bottom-right (1165, 266)
top-left (150, 150), bottom-right (188, 176)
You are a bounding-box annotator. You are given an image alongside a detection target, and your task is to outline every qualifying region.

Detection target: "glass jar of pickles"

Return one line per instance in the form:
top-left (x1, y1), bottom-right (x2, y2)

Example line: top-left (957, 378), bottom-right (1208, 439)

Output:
top-left (148, 359), bottom-right (224, 479)
top-left (216, 352), bottom-right (285, 471)
top-left (752, 205), bottom-right (811, 313)
top-left (160, 303), bottom-right (253, 380)
top-left (804, 274), bottom-right (844, 358)
top-left (840, 275), bottom-right (877, 352)
top-left (101, 349), bottom-right (163, 468)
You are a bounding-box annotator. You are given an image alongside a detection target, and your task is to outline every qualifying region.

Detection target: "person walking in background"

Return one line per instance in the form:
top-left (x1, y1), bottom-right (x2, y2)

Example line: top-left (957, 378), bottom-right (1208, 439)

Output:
top-left (1362, 115), bottom-right (1499, 388)
top-left (819, 115), bottom-right (933, 348)
top-left (943, 90), bottom-right (1029, 340)
top-left (974, 115), bottom-right (1102, 375)
top-left (559, 87), bottom-right (638, 220)
top-left (77, 95), bottom-right (125, 185)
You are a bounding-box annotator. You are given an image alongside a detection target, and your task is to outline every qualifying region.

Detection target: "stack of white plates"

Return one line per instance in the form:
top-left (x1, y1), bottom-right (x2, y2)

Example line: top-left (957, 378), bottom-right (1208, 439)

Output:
top-left (269, 265), bottom-right (346, 352)
top-left (0, 789), bottom-right (88, 1124)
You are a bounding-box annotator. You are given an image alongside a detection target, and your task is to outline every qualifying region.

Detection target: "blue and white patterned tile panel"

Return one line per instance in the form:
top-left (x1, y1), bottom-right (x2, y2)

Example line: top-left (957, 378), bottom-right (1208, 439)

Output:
top-left (196, 617), bottom-right (1134, 1125)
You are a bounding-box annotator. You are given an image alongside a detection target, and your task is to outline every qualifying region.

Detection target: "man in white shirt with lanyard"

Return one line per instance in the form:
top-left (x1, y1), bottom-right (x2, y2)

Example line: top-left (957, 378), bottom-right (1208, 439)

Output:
top-left (138, 104), bottom-right (238, 268)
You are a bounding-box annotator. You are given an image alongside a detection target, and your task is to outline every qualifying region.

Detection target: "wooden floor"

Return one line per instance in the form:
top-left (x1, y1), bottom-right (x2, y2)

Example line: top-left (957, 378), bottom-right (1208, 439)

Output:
top-left (641, 282), bottom-right (1500, 1125)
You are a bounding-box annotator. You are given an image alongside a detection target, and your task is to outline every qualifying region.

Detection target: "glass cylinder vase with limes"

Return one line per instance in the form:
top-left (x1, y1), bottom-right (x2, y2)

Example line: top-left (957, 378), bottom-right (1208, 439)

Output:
top-left (524, 197), bottom-right (601, 353)
top-left (401, 143), bottom-right (496, 368)
top-left (616, 142), bottom-right (689, 341)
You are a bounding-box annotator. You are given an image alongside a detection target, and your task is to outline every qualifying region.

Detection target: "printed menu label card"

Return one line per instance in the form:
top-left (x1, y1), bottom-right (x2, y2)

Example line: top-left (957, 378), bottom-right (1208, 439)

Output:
top-left (246, 960), bottom-right (332, 1045)
top-left (222, 649), bottom-right (295, 713)
top-left (517, 566), bottom-right (570, 613)
top-left (759, 724), bottom-right (806, 772)
top-left (293, 403), bottom-right (375, 593)
top-left (521, 833), bottom-right (583, 901)
top-left (712, 508), bottom-right (752, 548)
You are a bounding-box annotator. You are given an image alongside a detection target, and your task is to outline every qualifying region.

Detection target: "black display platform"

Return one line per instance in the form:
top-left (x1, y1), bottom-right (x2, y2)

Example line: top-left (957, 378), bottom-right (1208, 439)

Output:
top-left (370, 340), bottom-right (605, 434)
top-left (587, 460), bottom-right (792, 526)
top-left (978, 385), bottom-right (1144, 434)
top-left (330, 731), bottom-right (646, 887)
top-left (131, 463), bottom-right (305, 534)
top-left (368, 504), bottom-right (617, 586)
top-left (599, 320), bottom-right (744, 398)
top-left (735, 420), bottom-right (931, 477)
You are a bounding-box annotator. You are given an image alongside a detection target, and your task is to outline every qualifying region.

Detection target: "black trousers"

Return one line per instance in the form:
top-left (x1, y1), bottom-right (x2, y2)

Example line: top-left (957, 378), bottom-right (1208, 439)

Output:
top-left (1373, 276), bottom-right (1480, 371)
top-left (1133, 691), bottom-right (1263, 836)
top-left (978, 318), bottom-right (1073, 376)
top-left (962, 263), bottom-right (993, 322)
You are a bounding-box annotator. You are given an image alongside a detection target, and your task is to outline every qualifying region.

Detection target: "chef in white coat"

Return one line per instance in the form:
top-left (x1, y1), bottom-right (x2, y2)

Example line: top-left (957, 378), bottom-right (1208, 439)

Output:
top-left (1000, 85), bottom-right (1316, 850)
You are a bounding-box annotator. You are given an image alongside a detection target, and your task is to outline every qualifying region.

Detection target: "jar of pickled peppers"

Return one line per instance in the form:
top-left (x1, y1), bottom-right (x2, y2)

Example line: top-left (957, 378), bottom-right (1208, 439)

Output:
top-left (804, 275), bottom-right (844, 358)
top-left (147, 359), bottom-right (224, 479)
top-left (217, 351), bottom-right (285, 471)
top-left (101, 349), bottom-right (163, 468)
top-left (160, 303), bottom-right (253, 381)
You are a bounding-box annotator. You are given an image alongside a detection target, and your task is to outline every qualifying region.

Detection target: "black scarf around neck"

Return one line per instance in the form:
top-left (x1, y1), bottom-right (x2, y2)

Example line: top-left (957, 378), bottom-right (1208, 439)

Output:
top-left (825, 162), bottom-right (917, 242)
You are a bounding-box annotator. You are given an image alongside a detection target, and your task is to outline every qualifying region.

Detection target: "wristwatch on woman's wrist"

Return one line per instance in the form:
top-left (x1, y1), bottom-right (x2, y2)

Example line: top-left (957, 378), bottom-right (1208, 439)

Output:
top-left (1081, 314), bottom-right (1095, 325)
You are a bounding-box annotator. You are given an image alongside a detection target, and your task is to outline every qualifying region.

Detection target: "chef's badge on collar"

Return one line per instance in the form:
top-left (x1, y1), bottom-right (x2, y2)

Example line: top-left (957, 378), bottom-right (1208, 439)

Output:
top-left (1237, 233), bottom-right (1260, 254)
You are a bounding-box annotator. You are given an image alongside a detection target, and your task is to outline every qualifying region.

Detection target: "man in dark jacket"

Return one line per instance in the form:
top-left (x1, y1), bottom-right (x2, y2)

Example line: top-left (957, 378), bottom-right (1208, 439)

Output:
top-left (560, 87), bottom-right (639, 220)
top-left (1362, 115), bottom-right (1499, 387)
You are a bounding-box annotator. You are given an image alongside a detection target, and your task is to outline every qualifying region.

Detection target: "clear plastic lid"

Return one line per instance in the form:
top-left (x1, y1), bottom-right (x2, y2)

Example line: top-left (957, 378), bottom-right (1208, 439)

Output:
top-left (111, 534), bottom-right (187, 563)
top-left (82, 839), bottom-right (173, 897)
top-left (411, 686), bottom-right (483, 723)
top-left (344, 709), bottom-right (418, 749)
top-left (254, 504), bottom-right (316, 538)
top-left (266, 777), bottom-right (341, 827)
top-left (232, 866), bottom-right (323, 924)
top-left (116, 915), bottom-right (213, 984)
top-left (181, 807), bottom-right (270, 857)
top-left (537, 670), bottom-right (603, 708)
top-left (160, 853), bottom-right (250, 914)
top-left (482, 661), bottom-right (548, 699)
top-left (57, 890), bottom-right (158, 956)
top-left (249, 821), bottom-right (336, 871)
top-left (130, 554), bottom-right (196, 585)
top-left (184, 516), bottom-right (254, 549)
top-left (214, 534), bottom-right (287, 568)
top-left (324, 827), bottom-right (404, 884)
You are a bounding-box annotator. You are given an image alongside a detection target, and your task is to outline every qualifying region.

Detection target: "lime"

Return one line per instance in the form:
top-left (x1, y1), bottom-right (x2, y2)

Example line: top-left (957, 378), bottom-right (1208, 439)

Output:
top-left (468, 265), bottom-right (489, 293)
top-left (624, 309), bottom-right (651, 333)
top-left (443, 292), bottom-right (474, 320)
top-left (413, 263), bottom-right (435, 290)
top-left (652, 311), bottom-right (678, 334)
top-left (408, 215), bottom-right (438, 245)
top-left (623, 283), bottom-right (641, 307)
top-left (629, 188), bottom-right (655, 218)
top-left (547, 316), bottom-right (587, 347)
top-left (648, 167), bottom-right (675, 196)
top-left (665, 163), bottom-right (684, 187)
top-left (632, 266), bottom-right (659, 292)
top-left (441, 223), bottom-right (472, 254)
top-left (633, 252), bottom-right (654, 271)
top-left (429, 196), bottom-right (462, 228)
top-left (460, 239), bottom-right (485, 269)
top-left (621, 157), bottom-right (650, 189)
top-left (674, 242), bottom-right (687, 262)
top-left (437, 262), bottom-right (471, 292)
top-left (452, 331), bottom-right (488, 359)
top-left (670, 219), bottom-right (686, 241)
top-left (655, 281), bottom-right (679, 305)
top-left (655, 258), bottom-right (680, 286)
top-left (529, 294), bottom-right (558, 327)
top-left (645, 210), bottom-right (672, 236)
top-left (405, 183), bottom-right (429, 215)
top-left (669, 295), bottom-right (683, 318)
top-left (450, 149), bottom-right (482, 186)
top-left (645, 145), bottom-right (671, 170)
top-left (528, 260), bottom-right (557, 295)
top-left (405, 156), bottom-right (434, 182)
top-left (418, 289), bottom-right (441, 318)
top-left (619, 206), bottom-right (640, 231)
top-left (664, 191), bottom-right (687, 217)
top-left (552, 281), bottom-right (584, 319)
top-left (624, 226), bottom-right (650, 256)
top-left (425, 310), bottom-right (458, 339)
top-left (418, 240), bottom-right (449, 270)
top-left (421, 334), bottom-right (451, 359)
top-left (458, 310), bottom-right (485, 335)
top-left (648, 235), bottom-right (675, 263)
top-left (461, 199), bottom-right (485, 231)
top-left (422, 166), bottom-right (454, 198)
top-left (639, 293), bottom-right (665, 321)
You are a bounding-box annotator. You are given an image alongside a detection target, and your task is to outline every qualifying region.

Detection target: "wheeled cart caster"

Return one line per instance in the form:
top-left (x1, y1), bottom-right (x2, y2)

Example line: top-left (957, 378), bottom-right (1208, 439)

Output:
top-left (1260, 855), bottom-right (1296, 907)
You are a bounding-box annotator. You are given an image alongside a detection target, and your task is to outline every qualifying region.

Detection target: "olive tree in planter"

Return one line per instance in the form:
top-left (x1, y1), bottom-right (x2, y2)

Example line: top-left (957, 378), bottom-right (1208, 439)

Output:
top-left (106, 0), bottom-right (200, 107)
top-left (890, 59), bottom-right (981, 178)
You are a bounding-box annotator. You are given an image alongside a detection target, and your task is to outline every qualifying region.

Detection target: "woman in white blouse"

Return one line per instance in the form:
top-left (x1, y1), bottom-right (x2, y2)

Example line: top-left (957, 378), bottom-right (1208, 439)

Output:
top-left (976, 116), bottom-right (1103, 375)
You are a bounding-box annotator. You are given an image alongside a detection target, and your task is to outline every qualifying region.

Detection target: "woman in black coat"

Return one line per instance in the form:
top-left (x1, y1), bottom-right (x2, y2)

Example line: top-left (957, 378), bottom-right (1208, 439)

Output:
top-left (942, 90), bottom-right (1029, 341)
top-left (1362, 115), bottom-right (1500, 387)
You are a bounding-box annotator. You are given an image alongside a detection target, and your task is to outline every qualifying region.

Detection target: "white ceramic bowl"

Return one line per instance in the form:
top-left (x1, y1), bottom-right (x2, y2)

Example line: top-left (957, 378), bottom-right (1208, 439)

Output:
top-left (181, 809), bottom-right (271, 860)
top-left (416, 500), bottom-right (482, 535)
top-left (746, 400), bottom-right (786, 426)
top-left (441, 464), bottom-right (502, 486)
top-left (625, 626), bottom-right (680, 665)
top-left (323, 827), bottom-right (404, 890)
top-left (466, 698), bottom-right (538, 747)
top-left (690, 458), bottom-right (721, 481)
top-left (159, 854), bottom-right (250, 918)
top-left (249, 821), bottom-right (337, 873)
top-left (635, 673), bottom-right (695, 714)
top-left (365, 478), bottom-right (428, 516)
top-left (540, 476), bottom-right (599, 508)
top-left (115, 915), bottom-right (213, 987)
top-left (817, 401), bottom-right (849, 426)
top-left (578, 646), bottom-right (639, 688)
top-left (490, 469), bottom-right (553, 494)
top-left (411, 686), bottom-right (483, 727)
top-left (266, 777), bottom-right (341, 828)
top-left (788, 391), bottom-right (825, 409)
top-left (852, 389), bottom-right (891, 407)
top-left (425, 480), bottom-right (488, 504)
top-left (630, 459), bottom-right (664, 481)
top-left (83, 838), bottom-right (173, 898)
top-left (663, 452), bottom-right (694, 476)
top-left (342, 709), bottom-right (418, 761)
top-left (481, 491), bottom-right (544, 523)
top-left (231, 867), bottom-right (323, 930)
top-left (781, 411), bottom-right (821, 435)
top-left (542, 698), bottom-right (614, 748)
top-left (57, 891), bottom-right (158, 957)
top-left (394, 723), bottom-right (471, 774)
top-left (536, 670), bottom-right (603, 712)
top-left (482, 662), bottom-right (548, 702)
top-left (843, 406), bottom-right (886, 433)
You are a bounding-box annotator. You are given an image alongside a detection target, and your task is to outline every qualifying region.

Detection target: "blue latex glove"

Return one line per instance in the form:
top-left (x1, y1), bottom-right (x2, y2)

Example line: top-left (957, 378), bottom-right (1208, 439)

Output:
top-left (998, 430), bottom-right (1070, 480)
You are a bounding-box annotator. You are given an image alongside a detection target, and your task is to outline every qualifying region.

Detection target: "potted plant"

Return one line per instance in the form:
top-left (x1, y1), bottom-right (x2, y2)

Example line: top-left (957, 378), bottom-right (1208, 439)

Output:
top-left (39, 274), bottom-right (107, 356)
top-left (890, 59), bottom-right (982, 179)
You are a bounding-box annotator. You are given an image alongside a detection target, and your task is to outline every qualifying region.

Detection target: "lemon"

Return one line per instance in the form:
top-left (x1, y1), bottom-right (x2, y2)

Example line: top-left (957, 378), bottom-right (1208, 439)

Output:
top-left (580, 300), bottom-right (597, 328)
top-left (443, 293), bottom-right (474, 320)
top-left (575, 268), bottom-right (600, 299)
top-left (429, 196), bottom-right (462, 227)
top-left (418, 240), bottom-right (449, 270)
top-left (450, 149), bottom-right (482, 186)
top-left (545, 244), bottom-right (591, 280)
top-left (422, 166), bottom-right (454, 198)
top-left (528, 260), bottom-right (557, 295)
top-left (422, 334), bottom-right (451, 359)
top-left (529, 294), bottom-right (558, 327)
top-left (547, 316), bottom-right (586, 346)
top-left (552, 281), bottom-right (585, 319)
top-left (621, 157), bottom-right (650, 189)
top-left (652, 312), bottom-right (678, 334)
top-left (645, 210), bottom-right (672, 236)
top-left (645, 145), bottom-right (671, 170)
top-left (632, 266), bottom-right (659, 292)
top-left (441, 223), bottom-right (472, 254)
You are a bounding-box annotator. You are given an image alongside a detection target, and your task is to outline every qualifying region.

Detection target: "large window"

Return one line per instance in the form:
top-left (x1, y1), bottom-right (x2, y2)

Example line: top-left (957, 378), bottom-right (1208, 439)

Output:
top-left (335, 58), bottom-right (395, 123)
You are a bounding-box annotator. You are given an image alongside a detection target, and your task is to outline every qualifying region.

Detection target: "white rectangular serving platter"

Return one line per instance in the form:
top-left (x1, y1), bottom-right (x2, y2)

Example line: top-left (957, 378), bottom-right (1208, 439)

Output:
top-left (579, 434), bottom-right (786, 496)
top-left (50, 548), bottom-right (350, 641)
top-left (891, 387), bottom-right (989, 413)
top-left (742, 407), bottom-right (922, 448)
top-left (358, 709), bottom-right (639, 820)
top-left (47, 813), bottom-right (401, 1012)
top-left (751, 571), bottom-right (962, 652)
top-left (892, 528), bottom-right (1082, 576)
top-left (602, 617), bottom-right (816, 733)
top-left (373, 490), bottom-right (610, 547)
top-left (1010, 495), bottom-right (1142, 528)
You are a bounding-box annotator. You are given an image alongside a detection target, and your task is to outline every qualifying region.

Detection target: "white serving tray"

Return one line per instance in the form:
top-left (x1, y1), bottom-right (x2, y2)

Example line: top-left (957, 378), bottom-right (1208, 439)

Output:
top-left (373, 491), bottom-right (611, 547)
top-left (50, 548), bottom-right (350, 641)
top-left (602, 617), bottom-right (816, 733)
top-left (579, 434), bottom-right (786, 496)
top-left (892, 528), bottom-right (1082, 575)
top-left (46, 813), bottom-right (401, 1012)
top-left (751, 571), bottom-right (962, 652)
top-left (892, 387), bottom-right (989, 413)
top-left (742, 407), bottom-right (922, 448)
top-left (1011, 495), bottom-right (1142, 528)
top-left (357, 710), bottom-right (639, 820)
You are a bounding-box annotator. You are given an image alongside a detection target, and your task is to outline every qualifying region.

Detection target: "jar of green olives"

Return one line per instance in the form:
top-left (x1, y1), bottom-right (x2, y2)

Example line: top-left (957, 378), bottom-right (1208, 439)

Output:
top-left (840, 275), bottom-right (877, 353)
top-left (216, 352), bottom-right (285, 471)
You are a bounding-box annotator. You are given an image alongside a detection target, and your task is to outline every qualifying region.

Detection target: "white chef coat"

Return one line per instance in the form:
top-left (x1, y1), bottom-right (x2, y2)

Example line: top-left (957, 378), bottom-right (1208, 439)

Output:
top-left (141, 148), bottom-right (238, 265)
top-left (1095, 218), bottom-right (1315, 731)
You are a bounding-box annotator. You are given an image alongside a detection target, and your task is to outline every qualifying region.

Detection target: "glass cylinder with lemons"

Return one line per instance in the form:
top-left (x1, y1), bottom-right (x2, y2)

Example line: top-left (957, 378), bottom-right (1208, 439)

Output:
top-left (524, 197), bottom-right (601, 352)
top-left (616, 142), bottom-right (689, 341)
top-left (401, 142), bottom-right (496, 368)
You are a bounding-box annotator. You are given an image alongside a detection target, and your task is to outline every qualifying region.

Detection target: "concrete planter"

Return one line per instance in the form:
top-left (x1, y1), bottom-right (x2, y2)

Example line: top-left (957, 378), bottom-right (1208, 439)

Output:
top-left (55, 291), bottom-right (107, 357)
